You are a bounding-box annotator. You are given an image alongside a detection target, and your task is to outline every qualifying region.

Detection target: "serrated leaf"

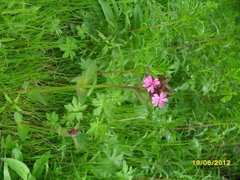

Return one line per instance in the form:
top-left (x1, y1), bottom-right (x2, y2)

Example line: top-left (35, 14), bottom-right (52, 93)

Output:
top-left (46, 112), bottom-right (59, 123)
top-left (59, 37), bottom-right (77, 60)
top-left (87, 121), bottom-right (107, 139)
top-left (2, 158), bottom-right (30, 180)
top-left (75, 112), bottom-right (83, 121)
top-left (77, 26), bottom-right (85, 39)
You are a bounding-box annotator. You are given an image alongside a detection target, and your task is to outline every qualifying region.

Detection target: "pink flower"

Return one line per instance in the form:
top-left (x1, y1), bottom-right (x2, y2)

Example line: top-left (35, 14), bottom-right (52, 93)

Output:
top-left (143, 75), bottom-right (160, 93)
top-left (152, 92), bottom-right (168, 108)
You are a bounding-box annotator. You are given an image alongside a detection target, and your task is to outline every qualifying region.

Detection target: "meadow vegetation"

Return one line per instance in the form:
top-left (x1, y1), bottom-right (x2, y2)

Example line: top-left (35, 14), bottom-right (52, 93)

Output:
top-left (0, 0), bottom-right (240, 179)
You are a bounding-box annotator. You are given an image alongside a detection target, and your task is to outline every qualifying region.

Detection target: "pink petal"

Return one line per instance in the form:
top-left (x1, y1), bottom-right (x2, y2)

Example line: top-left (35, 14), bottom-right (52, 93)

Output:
top-left (147, 86), bottom-right (155, 93)
top-left (152, 94), bottom-right (159, 99)
top-left (162, 98), bottom-right (168, 102)
top-left (143, 76), bottom-right (153, 87)
top-left (160, 92), bottom-right (167, 99)
top-left (143, 81), bottom-right (150, 87)
top-left (153, 79), bottom-right (160, 86)
top-left (158, 101), bottom-right (164, 108)
top-left (152, 94), bottom-right (159, 106)
top-left (143, 82), bottom-right (150, 87)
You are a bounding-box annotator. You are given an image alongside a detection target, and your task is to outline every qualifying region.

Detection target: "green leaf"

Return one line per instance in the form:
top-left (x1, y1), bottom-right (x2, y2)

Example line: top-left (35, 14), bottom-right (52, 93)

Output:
top-left (133, 2), bottom-right (143, 28)
top-left (46, 112), bottom-right (59, 123)
top-left (191, 138), bottom-right (202, 158)
top-left (76, 85), bottom-right (88, 104)
top-left (93, 107), bottom-right (102, 116)
top-left (87, 120), bottom-right (108, 139)
top-left (74, 134), bottom-right (87, 152)
top-left (98, 0), bottom-right (115, 27)
top-left (28, 91), bottom-right (47, 105)
top-left (75, 60), bottom-right (97, 104)
top-left (221, 94), bottom-right (232, 103)
top-left (28, 174), bottom-right (36, 180)
top-left (14, 104), bottom-right (23, 112)
top-left (13, 94), bottom-right (21, 104)
top-left (81, 60), bottom-right (97, 83)
top-left (3, 163), bottom-right (11, 180)
top-left (3, 135), bottom-right (16, 151)
top-left (4, 92), bottom-right (13, 104)
top-left (76, 24), bottom-right (88, 39)
top-left (111, 0), bottom-right (120, 18)
top-left (178, 82), bottom-right (190, 91)
top-left (45, 112), bottom-right (59, 134)
top-left (2, 158), bottom-right (30, 180)
top-left (59, 37), bottom-right (77, 60)
top-left (17, 124), bottom-right (28, 141)
top-left (12, 147), bottom-right (23, 161)
top-left (14, 112), bottom-right (23, 124)
top-left (32, 153), bottom-right (50, 177)
top-left (64, 97), bottom-right (87, 112)
top-left (50, 19), bottom-right (62, 35)
top-left (103, 147), bottom-right (123, 167)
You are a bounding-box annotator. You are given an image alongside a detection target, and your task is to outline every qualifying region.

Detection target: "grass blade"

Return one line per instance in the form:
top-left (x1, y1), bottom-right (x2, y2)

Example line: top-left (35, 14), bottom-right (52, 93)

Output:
top-left (98, 0), bottom-right (116, 27)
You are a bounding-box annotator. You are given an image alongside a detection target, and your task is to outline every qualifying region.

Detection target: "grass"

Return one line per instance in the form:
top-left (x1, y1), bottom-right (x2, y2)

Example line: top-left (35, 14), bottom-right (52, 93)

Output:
top-left (0, 0), bottom-right (240, 179)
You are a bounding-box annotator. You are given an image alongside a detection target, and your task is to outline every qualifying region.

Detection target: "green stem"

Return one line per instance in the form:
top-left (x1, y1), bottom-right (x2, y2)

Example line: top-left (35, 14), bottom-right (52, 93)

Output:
top-left (28, 84), bottom-right (145, 93)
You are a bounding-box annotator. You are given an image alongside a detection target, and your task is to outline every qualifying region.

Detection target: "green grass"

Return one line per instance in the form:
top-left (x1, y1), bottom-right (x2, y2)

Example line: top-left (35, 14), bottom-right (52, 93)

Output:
top-left (0, 0), bottom-right (240, 179)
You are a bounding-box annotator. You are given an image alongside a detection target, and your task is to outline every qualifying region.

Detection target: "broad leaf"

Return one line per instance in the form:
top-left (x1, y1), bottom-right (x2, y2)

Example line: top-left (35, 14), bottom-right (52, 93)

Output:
top-left (2, 158), bottom-right (30, 180)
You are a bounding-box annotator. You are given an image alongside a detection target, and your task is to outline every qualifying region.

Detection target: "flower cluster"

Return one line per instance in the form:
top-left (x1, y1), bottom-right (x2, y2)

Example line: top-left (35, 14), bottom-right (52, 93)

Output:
top-left (143, 75), bottom-right (168, 108)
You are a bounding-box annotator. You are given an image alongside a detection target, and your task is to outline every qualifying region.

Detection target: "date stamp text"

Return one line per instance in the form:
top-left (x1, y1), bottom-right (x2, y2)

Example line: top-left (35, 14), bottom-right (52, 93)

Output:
top-left (192, 160), bottom-right (230, 166)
